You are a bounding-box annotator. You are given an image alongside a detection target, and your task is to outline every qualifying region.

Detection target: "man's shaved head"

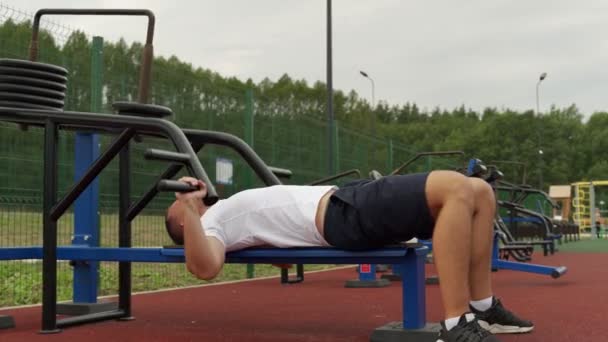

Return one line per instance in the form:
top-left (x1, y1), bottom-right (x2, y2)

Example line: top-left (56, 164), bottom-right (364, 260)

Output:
top-left (165, 199), bottom-right (208, 245)
top-left (165, 201), bottom-right (185, 245)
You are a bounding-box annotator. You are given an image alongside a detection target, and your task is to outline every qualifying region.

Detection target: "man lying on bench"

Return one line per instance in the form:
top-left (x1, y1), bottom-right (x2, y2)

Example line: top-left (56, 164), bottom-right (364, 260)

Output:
top-left (165, 171), bottom-right (533, 342)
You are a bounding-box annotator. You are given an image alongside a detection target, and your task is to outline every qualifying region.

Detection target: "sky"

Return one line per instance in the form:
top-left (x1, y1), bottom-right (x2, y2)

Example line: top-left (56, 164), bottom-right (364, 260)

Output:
top-left (5, 0), bottom-right (608, 116)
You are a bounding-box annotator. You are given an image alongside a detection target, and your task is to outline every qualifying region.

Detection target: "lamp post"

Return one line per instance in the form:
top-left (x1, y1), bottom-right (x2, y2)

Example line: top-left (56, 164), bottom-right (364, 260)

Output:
top-left (600, 201), bottom-right (606, 235)
top-left (536, 72), bottom-right (547, 115)
top-left (326, 0), bottom-right (334, 174)
top-left (359, 70), bottom-right (376, 136)
top-left (538, 149), bottom-right (544, 189)
top-left (536, 72), bottom-right (547, 189)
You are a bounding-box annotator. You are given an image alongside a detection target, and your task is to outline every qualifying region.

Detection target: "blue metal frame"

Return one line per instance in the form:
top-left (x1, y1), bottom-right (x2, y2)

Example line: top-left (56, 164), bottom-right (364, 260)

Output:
top-left (400, 249), bottom-right (426, 326)
top-left (73, 132), bottom-right (100, 303)
top-left (491, 234), bottom-right (567, 278)
top-left (358, 264), bottom-right (377, 281)
top-left (0, 245), bottom-right (429, 329)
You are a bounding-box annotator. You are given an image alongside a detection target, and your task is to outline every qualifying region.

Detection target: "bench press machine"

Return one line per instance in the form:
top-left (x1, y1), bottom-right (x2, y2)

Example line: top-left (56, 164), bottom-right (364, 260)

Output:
top-left (0, 7), bottom-right (442, 339)
top-left (0, 103), bottom-right (440, 340)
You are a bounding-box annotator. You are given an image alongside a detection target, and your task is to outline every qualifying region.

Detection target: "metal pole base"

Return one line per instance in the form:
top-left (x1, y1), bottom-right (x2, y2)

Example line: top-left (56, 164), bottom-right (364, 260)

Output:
top-left (370, 322), bottom-right (440, 342)
top-left (344, 278), bottom-right (390, 288)
top-left (57, 302), bottom-right (118, 316)
top-left (380, 273), bottom-right (402, 281)
top-left (425, 276), bottom-right (439, 285)
top-left (0, 315), bottom-right (15, 329)
top-left (39, 328), bottom-right (62, 334)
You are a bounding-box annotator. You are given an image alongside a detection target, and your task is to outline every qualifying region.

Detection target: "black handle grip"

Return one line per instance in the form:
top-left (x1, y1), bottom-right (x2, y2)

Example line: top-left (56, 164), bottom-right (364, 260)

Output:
top-left (268, 166), bottom-right (293, 179)
top-left (157, 179), bottom-right (198, 193)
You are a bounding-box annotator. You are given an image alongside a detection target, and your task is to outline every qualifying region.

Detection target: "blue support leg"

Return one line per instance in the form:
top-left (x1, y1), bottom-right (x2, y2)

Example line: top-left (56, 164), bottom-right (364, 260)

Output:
top-left (402, 251), bottom-right (425, 329)
top-left (57, 133), bottom-right (116, 316)
top-left (370, 248), bottom-right (439, 341)
top-left (73, 137), bottom-right (100, 304)
top-left (492, 231), bottom-right (567, 278)
top-left (493, 259), bottom-right (567, 278)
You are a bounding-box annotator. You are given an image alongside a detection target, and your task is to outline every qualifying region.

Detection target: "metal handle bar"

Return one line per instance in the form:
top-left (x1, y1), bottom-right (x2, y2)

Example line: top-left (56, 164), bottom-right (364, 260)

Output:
top-left (29, 8), bottom-right (155, 103)
top-left (390, 151), bottom-right (465, 175)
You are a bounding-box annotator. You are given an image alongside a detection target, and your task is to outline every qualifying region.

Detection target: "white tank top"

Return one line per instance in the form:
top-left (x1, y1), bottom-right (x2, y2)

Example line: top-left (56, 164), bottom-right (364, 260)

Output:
top-left (200, 185), bottom-right (336, 252)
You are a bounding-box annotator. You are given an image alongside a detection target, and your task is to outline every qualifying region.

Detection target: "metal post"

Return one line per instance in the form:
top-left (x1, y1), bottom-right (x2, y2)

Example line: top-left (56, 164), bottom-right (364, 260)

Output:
top-left (538, 150), bottom-right (544, 190)
top-left (271, 115), bottom-right (276, 164)
top-left (118, 143), bottom-right (132, 318)
top-left (387, 139), bottom-right (393, 173)
top-left (71, 36), bottom-right (102, 305)
top-left (536, 73), bottom-right (547, 190)
top-left (359, 264), bottom-right (377, 281)
top-left (41, 120), bottom-right (60, 333)
top-left (327, 0), bottom-right (335, 175)
top-left (333, 120), bottom-right (340, 173)
top-left (244, 88), bottom-right (255, 278)
top-left (402, 251), bottom-right (426, 329)
top-left (590, 182), bottom-right (597, 240)
top-left (536, 83), bottom-right (540, 116)
top-left (360, 71), bottom-right (376, 136)
top-left (244, 89), bottom-right (254, 185)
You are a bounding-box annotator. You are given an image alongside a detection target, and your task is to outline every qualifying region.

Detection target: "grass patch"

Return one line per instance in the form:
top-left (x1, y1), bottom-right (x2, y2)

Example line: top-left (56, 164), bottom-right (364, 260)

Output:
top-left (0, 209), bottom-right (340, 307)
top-left (558, 237), bottom-right (608, 253)
top-left (0, 260), bottom-right (338, 307)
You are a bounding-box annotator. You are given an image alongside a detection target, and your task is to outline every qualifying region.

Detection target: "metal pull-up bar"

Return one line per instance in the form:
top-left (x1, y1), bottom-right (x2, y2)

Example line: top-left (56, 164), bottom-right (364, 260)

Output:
top-left (29, 9), bottom-right (155, 103)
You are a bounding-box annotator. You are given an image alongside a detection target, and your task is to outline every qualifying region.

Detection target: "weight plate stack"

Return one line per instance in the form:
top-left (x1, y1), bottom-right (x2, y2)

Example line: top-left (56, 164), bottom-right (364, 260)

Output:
top-left (0, 58), bottom-right (68, 112)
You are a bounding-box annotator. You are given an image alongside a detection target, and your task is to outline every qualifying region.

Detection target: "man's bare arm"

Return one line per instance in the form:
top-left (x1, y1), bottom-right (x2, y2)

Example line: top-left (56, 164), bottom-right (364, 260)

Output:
top-left (176, 178), bottom-right (226, 280)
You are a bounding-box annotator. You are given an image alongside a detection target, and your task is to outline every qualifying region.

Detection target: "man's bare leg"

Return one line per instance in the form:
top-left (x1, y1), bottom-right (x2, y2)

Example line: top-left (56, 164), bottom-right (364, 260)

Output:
top-left (465, 178), bottom-right (534, 335)
top-left (468, 178), bottom-right (496, 301)
top-left (425, 171), bottom-right (476, 318)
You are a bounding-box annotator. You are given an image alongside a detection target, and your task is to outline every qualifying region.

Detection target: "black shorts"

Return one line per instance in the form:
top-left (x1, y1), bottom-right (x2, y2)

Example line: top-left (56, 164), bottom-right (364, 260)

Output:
top-left (323, 173), bottom-right (435, 250)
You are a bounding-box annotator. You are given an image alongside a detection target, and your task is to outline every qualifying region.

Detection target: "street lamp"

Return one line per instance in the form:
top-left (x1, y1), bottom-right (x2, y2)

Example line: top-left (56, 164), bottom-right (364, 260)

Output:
top-left (359, 70), bottom-right (376, 135)
top-left (359, 70), bottom-right (375, 108)
top-left (536, 72), bottom-right (547, 189)
top-left (536, 72), bottom-right (547, 114)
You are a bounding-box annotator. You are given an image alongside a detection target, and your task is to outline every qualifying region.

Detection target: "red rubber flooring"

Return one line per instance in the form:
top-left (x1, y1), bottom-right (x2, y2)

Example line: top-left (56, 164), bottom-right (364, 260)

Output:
top-left (1, 252), bottom-right (606, 341)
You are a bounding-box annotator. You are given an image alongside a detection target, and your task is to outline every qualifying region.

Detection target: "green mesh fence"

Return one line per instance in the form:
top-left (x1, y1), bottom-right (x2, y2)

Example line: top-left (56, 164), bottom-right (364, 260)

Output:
top-left (0, 4), bottom-right (456, 307)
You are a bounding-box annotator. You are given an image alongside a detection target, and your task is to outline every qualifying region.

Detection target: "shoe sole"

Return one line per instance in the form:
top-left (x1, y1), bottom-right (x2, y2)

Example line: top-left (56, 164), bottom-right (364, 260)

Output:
top-left (478, 320), bottom-right (534, 334)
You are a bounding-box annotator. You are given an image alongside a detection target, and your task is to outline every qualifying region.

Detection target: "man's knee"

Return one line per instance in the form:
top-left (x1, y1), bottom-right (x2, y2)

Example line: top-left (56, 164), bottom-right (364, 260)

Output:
top-left (426, 171), bottom-right (475, 213)
top-left (469, 177), bottom-right (496, 210)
